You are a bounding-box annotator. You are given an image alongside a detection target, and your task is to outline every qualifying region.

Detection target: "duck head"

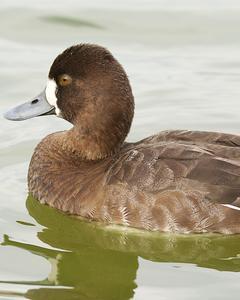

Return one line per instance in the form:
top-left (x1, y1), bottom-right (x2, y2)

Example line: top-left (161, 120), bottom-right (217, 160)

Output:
top-left (4, 44), bottom-right (134, 159)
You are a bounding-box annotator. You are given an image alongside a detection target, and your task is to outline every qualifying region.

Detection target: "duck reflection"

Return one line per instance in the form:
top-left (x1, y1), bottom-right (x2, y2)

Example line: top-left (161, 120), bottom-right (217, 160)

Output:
top-left (2, 195), bottom-right (240, 300)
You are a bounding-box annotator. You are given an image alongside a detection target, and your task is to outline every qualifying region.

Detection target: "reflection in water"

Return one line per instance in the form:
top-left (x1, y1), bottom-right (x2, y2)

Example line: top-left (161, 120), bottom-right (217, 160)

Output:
top-left (1, 196), bottom-right (240, 299)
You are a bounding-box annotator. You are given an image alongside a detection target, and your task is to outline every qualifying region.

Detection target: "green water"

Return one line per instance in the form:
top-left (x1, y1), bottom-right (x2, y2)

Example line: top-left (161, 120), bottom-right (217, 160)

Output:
top-left (2, 196), bottom-right (240, 300)
top-left (1, 1), bottom-right (240, 299)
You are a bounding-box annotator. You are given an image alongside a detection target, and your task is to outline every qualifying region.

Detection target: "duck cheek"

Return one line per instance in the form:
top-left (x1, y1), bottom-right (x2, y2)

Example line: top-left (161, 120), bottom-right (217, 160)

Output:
top-left (45, 79), bottom-right (61, 116)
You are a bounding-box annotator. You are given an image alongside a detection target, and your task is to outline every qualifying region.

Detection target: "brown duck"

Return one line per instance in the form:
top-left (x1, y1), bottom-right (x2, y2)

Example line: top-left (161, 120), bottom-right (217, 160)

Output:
top-left (4, 44), bottom-right (240, 234)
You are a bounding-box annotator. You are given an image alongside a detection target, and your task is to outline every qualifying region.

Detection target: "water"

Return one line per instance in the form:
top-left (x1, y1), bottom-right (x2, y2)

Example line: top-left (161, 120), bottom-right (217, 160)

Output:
top-left (1, 1), bottom-right (240, 299)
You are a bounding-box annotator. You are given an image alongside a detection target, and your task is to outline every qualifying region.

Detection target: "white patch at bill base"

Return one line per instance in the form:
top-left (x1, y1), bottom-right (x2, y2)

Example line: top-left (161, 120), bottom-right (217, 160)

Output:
top-left (45, 79), bottom-right (61, 116)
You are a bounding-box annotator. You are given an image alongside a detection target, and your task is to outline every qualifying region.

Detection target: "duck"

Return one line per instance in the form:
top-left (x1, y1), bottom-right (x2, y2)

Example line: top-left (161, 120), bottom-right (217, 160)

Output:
top-left (4, 43), bottom-right (240, 234)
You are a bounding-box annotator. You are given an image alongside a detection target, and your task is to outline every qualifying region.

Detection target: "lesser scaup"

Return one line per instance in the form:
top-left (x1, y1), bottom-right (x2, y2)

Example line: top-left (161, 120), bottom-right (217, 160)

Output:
top-left (4, 44), bottom-right (240, 234)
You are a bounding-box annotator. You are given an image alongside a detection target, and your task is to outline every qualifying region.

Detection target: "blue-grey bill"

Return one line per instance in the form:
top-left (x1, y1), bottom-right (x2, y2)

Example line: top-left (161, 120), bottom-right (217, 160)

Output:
top-left (4, 89), bottom-right (56, 121)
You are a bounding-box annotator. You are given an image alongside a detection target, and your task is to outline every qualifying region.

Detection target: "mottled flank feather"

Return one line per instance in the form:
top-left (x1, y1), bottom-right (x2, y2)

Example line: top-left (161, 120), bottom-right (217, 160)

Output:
top-left (28, 130), bottom-right (240, 234)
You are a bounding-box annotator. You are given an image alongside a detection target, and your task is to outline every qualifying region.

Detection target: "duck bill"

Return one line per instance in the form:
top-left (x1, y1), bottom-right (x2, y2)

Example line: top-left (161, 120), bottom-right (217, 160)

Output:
top-left (4, 89), bottom-right (56, 121)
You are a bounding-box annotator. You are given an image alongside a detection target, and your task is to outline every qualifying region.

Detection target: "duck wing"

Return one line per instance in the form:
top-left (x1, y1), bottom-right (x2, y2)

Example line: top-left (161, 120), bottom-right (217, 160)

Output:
top-left (141, 130), bottom-right (240, 160)
top-left (107, 130), bottom-right (240, 206)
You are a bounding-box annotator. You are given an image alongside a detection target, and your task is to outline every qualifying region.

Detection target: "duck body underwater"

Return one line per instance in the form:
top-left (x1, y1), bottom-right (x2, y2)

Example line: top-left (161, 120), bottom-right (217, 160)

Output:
top-left (4, 44), bottom-right (240, 234)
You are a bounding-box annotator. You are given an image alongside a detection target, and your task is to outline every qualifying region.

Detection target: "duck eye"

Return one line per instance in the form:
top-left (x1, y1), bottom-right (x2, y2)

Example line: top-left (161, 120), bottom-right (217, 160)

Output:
top-left (58, 74), bottom-right (72, 86)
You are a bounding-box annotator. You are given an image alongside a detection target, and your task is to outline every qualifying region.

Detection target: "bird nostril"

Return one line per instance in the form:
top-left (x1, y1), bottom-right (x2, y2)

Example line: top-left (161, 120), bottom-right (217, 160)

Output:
top-left (31, 99), bottom-right (39, 105)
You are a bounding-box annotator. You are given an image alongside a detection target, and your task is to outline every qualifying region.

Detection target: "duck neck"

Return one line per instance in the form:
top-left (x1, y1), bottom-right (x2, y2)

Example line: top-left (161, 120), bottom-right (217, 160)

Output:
top-left (62, 107), bottom-right (134, 161)
top-left (62, 127), bottom-right (119, 160)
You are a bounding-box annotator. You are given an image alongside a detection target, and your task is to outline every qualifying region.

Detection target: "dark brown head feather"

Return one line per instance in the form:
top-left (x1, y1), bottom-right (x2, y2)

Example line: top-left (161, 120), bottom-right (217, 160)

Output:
top-left (49, 44), bottom-right (134, 159)
top-left (49, 44), bottom-right (116, 79)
